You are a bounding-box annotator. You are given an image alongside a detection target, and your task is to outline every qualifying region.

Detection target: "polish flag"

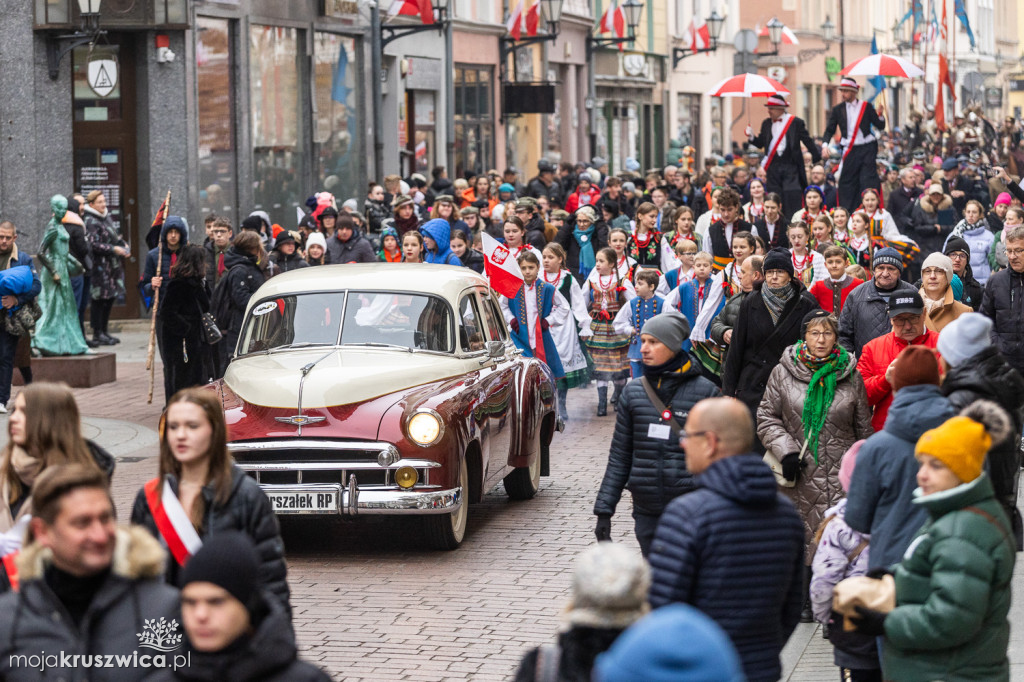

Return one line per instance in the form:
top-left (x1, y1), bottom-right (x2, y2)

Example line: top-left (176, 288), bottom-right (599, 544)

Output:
top-left (599, 0), bottom-right (625, 37)
top-left (387, 0), bottom-right (433, 25)
top-left (526, 1), bottom-right (540, 37)
top-left (507, 0), bottom-right (525, 40)
top-left (686, 16), bottom-right (711, 52)
top-left (482, 233), bottom-right (525, 298)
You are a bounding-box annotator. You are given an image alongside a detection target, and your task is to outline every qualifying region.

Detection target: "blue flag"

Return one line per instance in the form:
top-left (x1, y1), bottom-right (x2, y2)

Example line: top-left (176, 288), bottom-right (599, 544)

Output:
top-left (895, 0), bottom-right (924, 33)
top-left (331, 42), bottom-right (350, 104)
top-left (954, 0), bottom-right (976, 49)
top-left (866, 37), bottom-right (887, 104)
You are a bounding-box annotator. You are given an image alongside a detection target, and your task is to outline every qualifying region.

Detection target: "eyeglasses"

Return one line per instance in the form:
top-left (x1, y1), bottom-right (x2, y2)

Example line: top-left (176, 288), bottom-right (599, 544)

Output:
top-left (679, 430), bottom-right (710, 442)
top-left (805, 330), bottom-right (836, 339)
top-left (947, 252), bottom-right (968, 260)
top-left (1007, 248), bottom-right (1024, 256)
top-left (891, 315), bottom-right (921, 327)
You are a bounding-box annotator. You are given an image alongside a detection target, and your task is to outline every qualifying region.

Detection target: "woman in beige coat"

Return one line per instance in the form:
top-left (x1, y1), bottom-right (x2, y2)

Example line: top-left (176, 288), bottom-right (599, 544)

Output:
top-left (919, 251), bottom-right (972, 333)
top-left (757, 310), bottom-right (873, 620)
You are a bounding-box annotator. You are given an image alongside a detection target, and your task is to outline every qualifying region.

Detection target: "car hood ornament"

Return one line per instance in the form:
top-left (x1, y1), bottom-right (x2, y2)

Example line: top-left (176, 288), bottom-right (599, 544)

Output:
top-left (275, 350), bottom-right (334, 435)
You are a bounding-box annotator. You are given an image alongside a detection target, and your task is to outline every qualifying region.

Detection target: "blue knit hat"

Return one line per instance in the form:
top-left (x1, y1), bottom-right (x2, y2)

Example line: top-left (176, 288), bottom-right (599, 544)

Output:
top-left (499, 183), bottom-right (515, 194)
top-left (872, 246), bottom-right (904, 273)
top-left (594, 604), bottom-right (744, 682)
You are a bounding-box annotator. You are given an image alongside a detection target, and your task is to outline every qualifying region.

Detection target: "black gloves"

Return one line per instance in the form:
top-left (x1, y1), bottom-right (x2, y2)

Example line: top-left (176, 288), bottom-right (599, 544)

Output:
top-left (850, 606), bottom-right (887, 637)
top-left (595, 515), bottom-right (612, 542)
top-left (781, 453), bottom-right (802, 482)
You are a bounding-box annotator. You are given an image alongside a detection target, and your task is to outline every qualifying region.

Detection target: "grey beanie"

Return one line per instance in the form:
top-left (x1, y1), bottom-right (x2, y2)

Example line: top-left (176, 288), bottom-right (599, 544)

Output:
top-left (641, 312), bottom-right (691, 351)
top-left (565, 543), bottom-right (650, 629)
top-left (936, 313), bottom-right (992, 367)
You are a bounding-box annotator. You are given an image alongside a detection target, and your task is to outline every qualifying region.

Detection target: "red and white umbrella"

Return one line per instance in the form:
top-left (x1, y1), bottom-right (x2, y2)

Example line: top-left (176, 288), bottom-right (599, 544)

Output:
top-left (840, 54), bottom-right (924, 78)
top-left (706, 74), bottom-right (790, 98)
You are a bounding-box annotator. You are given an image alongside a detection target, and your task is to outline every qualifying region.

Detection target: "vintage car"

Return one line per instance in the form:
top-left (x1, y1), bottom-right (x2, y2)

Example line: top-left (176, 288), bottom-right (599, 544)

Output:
top-left (210, 263), bottom-right (560, 549)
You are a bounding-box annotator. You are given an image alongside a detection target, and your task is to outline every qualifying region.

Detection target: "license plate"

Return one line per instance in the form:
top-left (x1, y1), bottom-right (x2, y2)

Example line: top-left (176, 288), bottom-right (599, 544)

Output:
top-left (267, 491), bottom-right (337, 513)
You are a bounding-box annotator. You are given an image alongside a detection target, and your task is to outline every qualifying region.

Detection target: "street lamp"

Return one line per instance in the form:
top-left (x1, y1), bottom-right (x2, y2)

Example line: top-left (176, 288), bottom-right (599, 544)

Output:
top-left (46, 0), bottom-right (105, 79)
top-left (540, 0), bottom-right (564, 27)
top-left (757, 17), bottom-right (785, 57)
top-left (797, 16), bottom-right (835, 63)
top-left (621, 0), bottom-right (644, 30)
top-left (673, 7), bottom-right (726, 68)
top-left (381, 0), bottom-right (450, 48)
top-left (586, 0), bottom-right (644, 54)
top-left (500, 0), bottom-right (565, 85)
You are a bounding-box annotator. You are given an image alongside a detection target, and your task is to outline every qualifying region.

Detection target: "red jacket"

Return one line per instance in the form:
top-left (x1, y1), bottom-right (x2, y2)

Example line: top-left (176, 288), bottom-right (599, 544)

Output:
top-left (564, 186), bottom-right (602, 214)
top-left (857, 330), bottom-right (940, 432)
top-left (809, 277), bottom-right (863, 313)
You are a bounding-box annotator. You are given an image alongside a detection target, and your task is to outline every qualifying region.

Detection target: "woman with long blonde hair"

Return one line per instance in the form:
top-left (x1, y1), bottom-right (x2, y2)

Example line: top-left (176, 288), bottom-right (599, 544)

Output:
top-left (1, 383), bottom-right (113, 551)
top-left (130, 388), bottom-right (290, 610)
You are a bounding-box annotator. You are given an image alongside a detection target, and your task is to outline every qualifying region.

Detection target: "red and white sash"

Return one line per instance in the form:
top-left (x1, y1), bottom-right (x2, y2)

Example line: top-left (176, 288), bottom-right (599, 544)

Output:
top-left (836, 102), bottom-right (868, 180)
top-left (761, 114), bottom-right (795, 171)
top-left (144, 477), bottom-right (203, 567)
top-left (2, 551), bottom-right (19, 592)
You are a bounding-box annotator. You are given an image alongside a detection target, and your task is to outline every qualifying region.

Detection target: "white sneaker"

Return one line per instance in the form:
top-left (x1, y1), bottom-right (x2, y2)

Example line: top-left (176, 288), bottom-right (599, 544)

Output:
top-left (0, 404), bottom-right (7, 414)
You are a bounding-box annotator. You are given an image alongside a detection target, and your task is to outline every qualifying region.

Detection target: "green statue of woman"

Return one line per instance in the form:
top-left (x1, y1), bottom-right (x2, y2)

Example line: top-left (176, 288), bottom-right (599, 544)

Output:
top-left (31, 195), bottom-right (90, 356)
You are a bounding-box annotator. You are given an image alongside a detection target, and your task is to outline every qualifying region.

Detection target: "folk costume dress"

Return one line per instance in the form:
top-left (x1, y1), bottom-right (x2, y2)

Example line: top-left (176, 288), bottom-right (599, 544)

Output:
top-left (845, 232), bottom-right (873, 270)
top-left (613, 294), bottom-right (664, 377)
top-left (659, 230), bottom-right (701, 273)
top-left (613, 253), bottom-right (639, 284)
top-left (500, 280), bottom-right (568, 379)
top-left (630, 228), bottom-right (663, 274)
top-left (701, 219), bottom-right (751, 274)
top-left (583, 271), bottom-right (635, 381)
top-left (791, 248), bottom-right (827, 286)
top-left (861, 207), bottom-right (920, 268)
top-left (543, 268), bottom-right (594, 389)
top-left (667, 271), bottom-right (731, 376)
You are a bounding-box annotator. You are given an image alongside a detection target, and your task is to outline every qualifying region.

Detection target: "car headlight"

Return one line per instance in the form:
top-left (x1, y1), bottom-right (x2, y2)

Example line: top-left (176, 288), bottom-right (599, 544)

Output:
top-left (407, 411), bottom-right (442, 446)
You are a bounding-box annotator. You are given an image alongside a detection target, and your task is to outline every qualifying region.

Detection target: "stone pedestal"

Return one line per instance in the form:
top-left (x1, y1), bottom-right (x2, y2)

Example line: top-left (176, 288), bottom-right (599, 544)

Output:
top-left (13, 352), bottom-right (116, 388)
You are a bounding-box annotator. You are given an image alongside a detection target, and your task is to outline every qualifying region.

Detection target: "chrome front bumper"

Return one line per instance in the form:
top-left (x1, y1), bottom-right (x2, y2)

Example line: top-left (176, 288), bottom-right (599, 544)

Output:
top-left (228, 440), bottom-right (461, 516)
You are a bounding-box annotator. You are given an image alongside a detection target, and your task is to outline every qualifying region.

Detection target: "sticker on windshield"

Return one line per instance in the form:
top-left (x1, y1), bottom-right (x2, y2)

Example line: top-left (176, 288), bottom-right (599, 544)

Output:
top-left (252, 301), bottom-right (278, 316)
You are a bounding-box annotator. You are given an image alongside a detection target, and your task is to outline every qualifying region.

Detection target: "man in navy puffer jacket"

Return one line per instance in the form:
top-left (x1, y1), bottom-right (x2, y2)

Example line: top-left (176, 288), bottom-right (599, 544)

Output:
top-left (593, 312), bottom-right (719, 557)
top-left (648, 397), bottom-right (805, 682)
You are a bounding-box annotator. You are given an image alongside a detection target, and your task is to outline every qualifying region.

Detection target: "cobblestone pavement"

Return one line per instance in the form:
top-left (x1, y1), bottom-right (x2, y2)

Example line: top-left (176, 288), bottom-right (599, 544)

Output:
top-left (6, 331), bottom-right (1023, 681)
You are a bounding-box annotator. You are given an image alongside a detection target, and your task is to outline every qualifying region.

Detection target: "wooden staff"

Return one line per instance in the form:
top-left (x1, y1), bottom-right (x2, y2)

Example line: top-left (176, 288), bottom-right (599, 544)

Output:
top-left (146, 190), bottom-right (171, 404)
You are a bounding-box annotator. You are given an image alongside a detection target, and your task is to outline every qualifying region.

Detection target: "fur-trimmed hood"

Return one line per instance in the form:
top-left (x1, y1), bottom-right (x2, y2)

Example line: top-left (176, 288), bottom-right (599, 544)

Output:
top-left (16, 525), bottom-right (166, 582)
top-left (917, 193), bottom-right (953, 215)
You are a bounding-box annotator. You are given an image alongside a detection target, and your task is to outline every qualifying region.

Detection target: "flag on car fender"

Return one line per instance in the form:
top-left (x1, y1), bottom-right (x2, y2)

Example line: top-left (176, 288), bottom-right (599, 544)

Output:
top-left (481, 232), bottom-right (525, 298)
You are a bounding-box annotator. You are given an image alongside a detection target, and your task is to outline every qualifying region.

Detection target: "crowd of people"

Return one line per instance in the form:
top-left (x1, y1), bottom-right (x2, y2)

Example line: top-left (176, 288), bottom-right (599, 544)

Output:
top-left (0, 76), bottom-right (1022, 680)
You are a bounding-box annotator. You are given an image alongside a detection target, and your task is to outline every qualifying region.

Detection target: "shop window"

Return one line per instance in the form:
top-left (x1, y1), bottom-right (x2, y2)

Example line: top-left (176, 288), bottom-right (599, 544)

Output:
top-left (455, 65), bottom-right (494, 178)
top-left (676, 93), bottom-right (701, 162)
top-left (197, 16), bottom-right (237, 226)
top-left (250, 25), bottom-right (303, 228)
top-left (313, 32), bottom-right (360, 204)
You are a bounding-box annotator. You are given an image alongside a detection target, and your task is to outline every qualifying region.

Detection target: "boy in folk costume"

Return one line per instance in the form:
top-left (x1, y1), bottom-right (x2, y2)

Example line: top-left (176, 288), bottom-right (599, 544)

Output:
top-left (701, 188), bottom-right (751, 274)
top-left (664, 252), bottom-right (718, 350)
top-left (583, 247), bottom-right (636, 416)
top-left (657, 239), bottom-right (697, 296)
top-left (500, 252), bottom-right (569, 381)
top-left (613, 269), bottom-right (664, 378)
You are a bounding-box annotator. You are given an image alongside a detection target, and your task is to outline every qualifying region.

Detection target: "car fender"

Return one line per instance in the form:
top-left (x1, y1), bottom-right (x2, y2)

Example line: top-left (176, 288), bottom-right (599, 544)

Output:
top-left (508, 357), bottom-right (556, 469)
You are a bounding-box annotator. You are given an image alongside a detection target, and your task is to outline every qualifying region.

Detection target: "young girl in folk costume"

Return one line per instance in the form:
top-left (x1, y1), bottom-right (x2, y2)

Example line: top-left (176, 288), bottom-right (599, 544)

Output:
top-left (630, 203), bottom-right (663, 271)
top-left (657, 238), bottom-right (697, 296)
top-left (501, 251), bottom-right (568, 381)
top-left (844, 211), bottom-right (873, 270)
top-left (856, 188), bottom-right (901, 241)
top-left (660, 205), bottom-right (700, 272)
top-left (378, 227), bottom-right (402, 262)
top-left (583, 246), bottom-right (636, 416)
top-left (607, 227), bottom-right (638, 283)
top-left (743, 178), bottom-right (767, 223)
top-left (402, 231), bottom-right (425, 263)
top-left (613, 269), bottom-right (663, 378)
top-left (502, 216), bottom-right (543, 260)
top-left (831, 207), bottom-right (851, 245)
top-left (788, 222), bottom-right (827, 285)
top-left (795, 185), bottom-right (829, 225)
top-left (722, 231), bottom-right (756, 295)
top-left (541, 243), bottom-right (594, 421)
top-left (811, 215), bottom-right (853, 262)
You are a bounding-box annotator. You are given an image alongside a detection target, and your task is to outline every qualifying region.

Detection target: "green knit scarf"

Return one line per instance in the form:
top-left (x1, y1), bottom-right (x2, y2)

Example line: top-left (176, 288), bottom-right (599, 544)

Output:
top-left (796, 341), bottom-right (848, 464)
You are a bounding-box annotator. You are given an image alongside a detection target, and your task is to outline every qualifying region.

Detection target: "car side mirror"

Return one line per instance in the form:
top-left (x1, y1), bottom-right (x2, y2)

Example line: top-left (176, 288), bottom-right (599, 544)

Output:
top-left (487, 340), bottom-right (505, 358)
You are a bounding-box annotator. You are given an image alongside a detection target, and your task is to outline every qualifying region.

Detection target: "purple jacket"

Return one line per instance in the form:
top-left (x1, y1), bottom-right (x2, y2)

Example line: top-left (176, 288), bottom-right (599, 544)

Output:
top-left (809, 498), bottom-right (870, 624)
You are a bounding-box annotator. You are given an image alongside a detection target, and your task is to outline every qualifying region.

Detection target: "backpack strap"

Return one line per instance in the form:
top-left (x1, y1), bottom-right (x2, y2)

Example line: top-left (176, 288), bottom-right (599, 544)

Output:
top-left (846, 539), bottom-right (869, 565)
top-left (964, 506), bottom-right (1015, 552)
top-left (534, 643), bottom-right (561, 682)
top-left (640, 376), bottom-right (683, 433)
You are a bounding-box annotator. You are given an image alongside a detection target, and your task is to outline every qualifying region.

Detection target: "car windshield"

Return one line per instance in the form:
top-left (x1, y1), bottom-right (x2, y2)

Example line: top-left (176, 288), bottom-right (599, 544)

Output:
top-left (238, 291), bottom-right (454, 355)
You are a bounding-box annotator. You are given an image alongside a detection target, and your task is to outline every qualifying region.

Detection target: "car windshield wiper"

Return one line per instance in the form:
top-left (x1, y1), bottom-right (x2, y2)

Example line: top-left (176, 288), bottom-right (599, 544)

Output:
top-left (266, 342), bottom-right (332, 353)
top-left (343, 342), bottom-right (413, 352)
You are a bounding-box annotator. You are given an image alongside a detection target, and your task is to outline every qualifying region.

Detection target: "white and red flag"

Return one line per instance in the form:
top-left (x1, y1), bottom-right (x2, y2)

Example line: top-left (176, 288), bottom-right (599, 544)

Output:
top-left (686, 16), bottom-right (711, 53)
top-left (482, 232), bottom-right (525, 298)
top-left (599, 0), bottom-right (625, 36)
top-left (387, 0), bottom-right (434, 25)
top-left (506, 0), bottom-right (525, 39)
top-left (525, 1), bottom-right (540, 36)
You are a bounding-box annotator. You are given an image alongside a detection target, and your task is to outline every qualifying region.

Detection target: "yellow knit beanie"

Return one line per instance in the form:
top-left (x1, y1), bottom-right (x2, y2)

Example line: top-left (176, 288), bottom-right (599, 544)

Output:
top-left (915, 416), bottom-right (990, 483)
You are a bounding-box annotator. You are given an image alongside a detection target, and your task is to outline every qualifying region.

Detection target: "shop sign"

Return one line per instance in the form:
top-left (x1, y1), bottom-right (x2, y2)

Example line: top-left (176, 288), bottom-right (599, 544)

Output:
top-left (767, 66), bottom-right (786, 84)
top-left (825, 56), bottom-right (841, 82)
top-left (88, 56), bottom-right (118, 98)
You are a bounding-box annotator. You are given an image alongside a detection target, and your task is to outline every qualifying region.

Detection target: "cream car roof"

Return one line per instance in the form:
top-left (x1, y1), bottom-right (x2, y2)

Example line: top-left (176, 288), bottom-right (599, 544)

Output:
top-left (246, 263), bottom-right (490, 308)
